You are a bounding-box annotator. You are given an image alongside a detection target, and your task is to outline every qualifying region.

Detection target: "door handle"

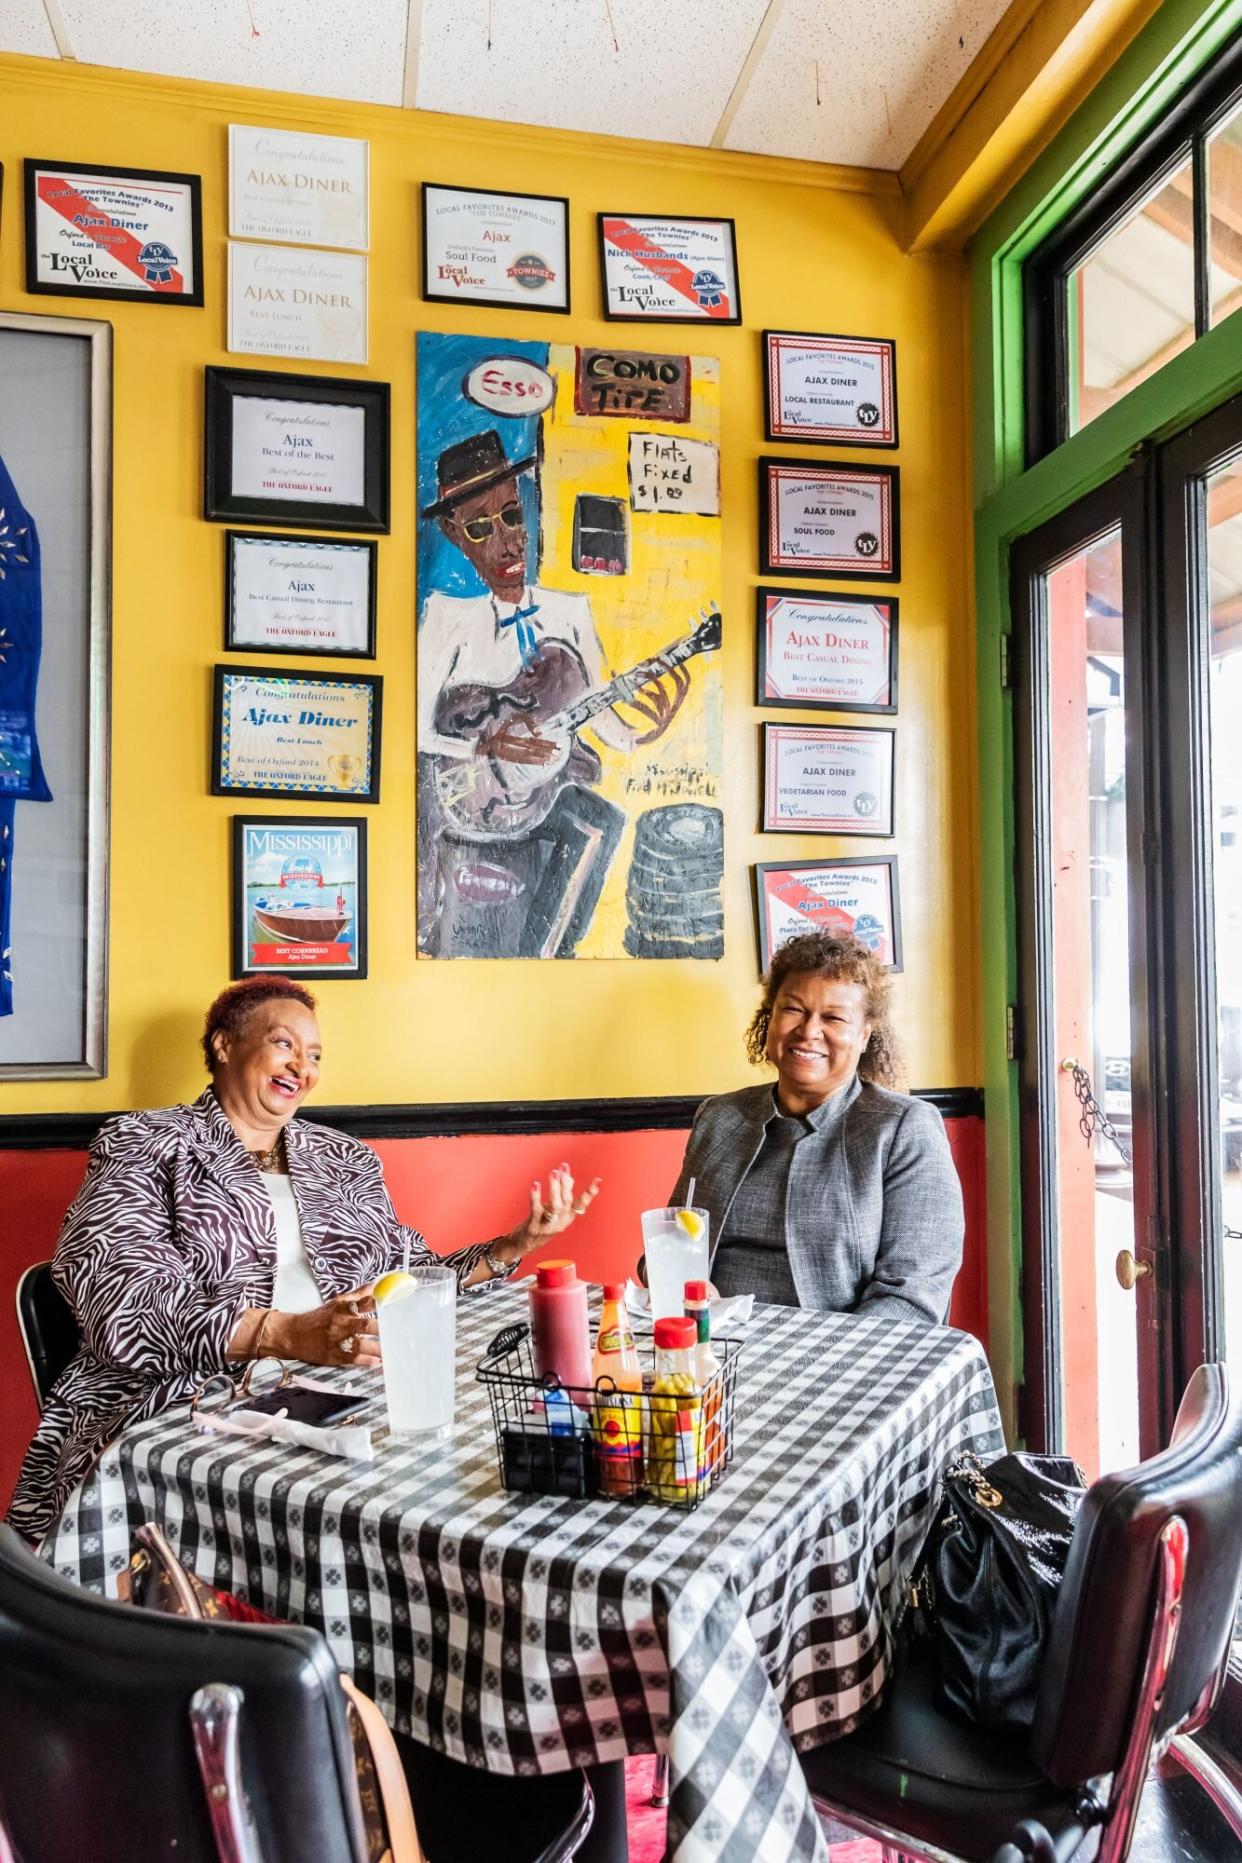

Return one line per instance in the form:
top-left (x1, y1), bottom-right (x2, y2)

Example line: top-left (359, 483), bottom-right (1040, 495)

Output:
top-left (1116, 1249), bottom-right (1152, 1291)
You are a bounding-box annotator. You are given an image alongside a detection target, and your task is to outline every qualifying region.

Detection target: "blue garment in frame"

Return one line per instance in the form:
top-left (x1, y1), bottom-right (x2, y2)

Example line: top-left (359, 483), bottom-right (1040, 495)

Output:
top-left (0, 803), bottom-right (12, 1017)
top-left (0, 451), bottom-right (52, 1017)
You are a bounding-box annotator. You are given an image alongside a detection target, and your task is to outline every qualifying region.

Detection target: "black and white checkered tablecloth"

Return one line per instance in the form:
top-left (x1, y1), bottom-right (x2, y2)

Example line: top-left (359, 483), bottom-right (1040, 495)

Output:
top-left (41, 1293), bottom-right (1003, 1863)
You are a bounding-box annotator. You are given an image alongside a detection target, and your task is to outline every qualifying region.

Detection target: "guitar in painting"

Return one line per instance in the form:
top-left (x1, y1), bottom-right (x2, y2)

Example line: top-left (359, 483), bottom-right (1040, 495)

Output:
top-left (429, 607), bottom-right (722, 839)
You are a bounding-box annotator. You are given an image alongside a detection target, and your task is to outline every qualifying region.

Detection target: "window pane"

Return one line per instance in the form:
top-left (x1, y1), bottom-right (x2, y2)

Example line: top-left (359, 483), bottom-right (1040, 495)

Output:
top-left (1067, 158), bottom-right (1196, 435)
top-left (1044, 530), bottom-right (1140, 1477)
top-left (1207, 102), bottom-right (1242, 327)
top-left (1206, 463), bottom-right (1242, 1382)
top-left (1206, 460), bottom-right (1242, 1675)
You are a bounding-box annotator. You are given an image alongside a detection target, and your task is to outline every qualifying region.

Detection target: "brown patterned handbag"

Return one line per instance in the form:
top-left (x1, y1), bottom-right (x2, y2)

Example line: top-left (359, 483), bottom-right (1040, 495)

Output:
top-left (118, 1523), bottom-right (425, 1863)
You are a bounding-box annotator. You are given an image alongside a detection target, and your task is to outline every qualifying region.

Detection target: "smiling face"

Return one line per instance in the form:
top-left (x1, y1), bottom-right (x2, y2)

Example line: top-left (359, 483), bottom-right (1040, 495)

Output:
top-left (211, 997), bottom-right (322, 1139)
top-left (764, 971), bottom-right (873, 1115)
top-left (441, 476), bottom-right (529, 599)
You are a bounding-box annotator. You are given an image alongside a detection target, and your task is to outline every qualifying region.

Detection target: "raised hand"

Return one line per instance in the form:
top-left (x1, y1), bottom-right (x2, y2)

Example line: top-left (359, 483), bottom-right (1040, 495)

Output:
top-left (512, 1164), bottom-right (603, 1254)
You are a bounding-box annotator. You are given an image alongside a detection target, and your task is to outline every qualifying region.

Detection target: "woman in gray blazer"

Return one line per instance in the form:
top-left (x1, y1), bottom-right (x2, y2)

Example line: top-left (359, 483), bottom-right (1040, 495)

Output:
top-left (672, 931), bottom-right (963, 1322)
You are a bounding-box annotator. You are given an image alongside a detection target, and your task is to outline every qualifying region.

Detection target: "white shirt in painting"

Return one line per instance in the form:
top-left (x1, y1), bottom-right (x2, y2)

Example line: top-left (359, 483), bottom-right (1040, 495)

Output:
top-left (263, 1171), bottom-right (321, 1314)
top-left (417, 583), bottom-right (635, 762)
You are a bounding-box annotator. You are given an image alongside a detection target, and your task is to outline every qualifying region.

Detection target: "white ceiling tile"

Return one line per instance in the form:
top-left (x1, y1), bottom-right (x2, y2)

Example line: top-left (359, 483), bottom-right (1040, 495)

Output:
top-left (415, 0), bottom-right (770, 147)
top-left (723, 0), bottom-right (1014, 169)
top-left (58, 0), bottom-right (408, 106)
top-left (0, 1), bottom-right (60, 60)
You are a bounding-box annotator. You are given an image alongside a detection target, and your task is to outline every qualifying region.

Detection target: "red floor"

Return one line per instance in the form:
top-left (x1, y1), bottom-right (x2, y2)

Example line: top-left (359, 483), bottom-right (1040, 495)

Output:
top-left (623, 1758), bottom-right (880, 1862)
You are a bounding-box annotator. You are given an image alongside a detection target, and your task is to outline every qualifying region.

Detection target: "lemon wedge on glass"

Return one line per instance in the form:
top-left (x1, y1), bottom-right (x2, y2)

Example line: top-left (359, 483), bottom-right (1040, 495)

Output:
top-left (674, 1209), bottom-right (705, 1241)
top-left (373, 1270), bottom-right (417, 1305)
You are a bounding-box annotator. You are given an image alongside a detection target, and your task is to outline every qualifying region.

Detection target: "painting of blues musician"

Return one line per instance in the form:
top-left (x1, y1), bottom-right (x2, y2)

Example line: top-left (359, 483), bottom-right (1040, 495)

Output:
top-left (416, 329), bottom-right (722, 960)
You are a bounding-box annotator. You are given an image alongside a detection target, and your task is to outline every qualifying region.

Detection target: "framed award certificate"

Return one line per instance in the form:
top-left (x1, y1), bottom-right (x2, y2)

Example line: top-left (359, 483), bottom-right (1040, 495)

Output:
top-left (422, 183), bottom-right (570, 312)
top-left (204, 367), bottom-right (390, 533)
top-left (225, 533), bottom-right (377, 658)
top-left (756, 589), bottom-right (897, 712)
top-left (212, 666), bottom-right (382, 803)
top-left (229, 125), bottom-right (369, 252)
top-left (232, 815), bottom-right (368, 980)
top-left (754, 856), bottom-right (902, 972)
top-left (760, 458), bottom-right (900, 580)
top-left (761, 723), bottom-right (895, 836)
top-left (24, 159), bottom-right (203, 305)
top-left (598, 214), bottom-right (741, 323)
top-left (763, 331), bottom-right (898, 446)
top-left (227, 243), bottom-right (368, 365)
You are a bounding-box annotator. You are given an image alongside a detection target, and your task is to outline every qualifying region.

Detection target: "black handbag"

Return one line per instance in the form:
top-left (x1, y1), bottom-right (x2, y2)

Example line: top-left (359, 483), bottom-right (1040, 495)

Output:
top-left (909, 1449), bottom-right (1087, 1729)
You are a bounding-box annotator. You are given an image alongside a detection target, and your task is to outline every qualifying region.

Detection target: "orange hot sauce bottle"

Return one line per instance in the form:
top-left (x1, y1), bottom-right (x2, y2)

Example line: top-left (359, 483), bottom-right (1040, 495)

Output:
top-left (684, 1279), bottom-right (724, 1479)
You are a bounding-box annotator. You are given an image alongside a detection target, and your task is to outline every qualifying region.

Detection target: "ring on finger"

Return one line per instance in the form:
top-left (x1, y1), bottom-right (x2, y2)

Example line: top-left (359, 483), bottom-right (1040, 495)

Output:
top-left (341, 1336), bottom-right (356, 1356)
top-left (348, 1299), bottom-right (360, 1316)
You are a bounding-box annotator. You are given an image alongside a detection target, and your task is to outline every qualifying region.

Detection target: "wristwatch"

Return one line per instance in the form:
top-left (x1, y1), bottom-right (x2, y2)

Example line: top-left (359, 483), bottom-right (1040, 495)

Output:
top-left (484, 1245), bottom-right (512, 1279)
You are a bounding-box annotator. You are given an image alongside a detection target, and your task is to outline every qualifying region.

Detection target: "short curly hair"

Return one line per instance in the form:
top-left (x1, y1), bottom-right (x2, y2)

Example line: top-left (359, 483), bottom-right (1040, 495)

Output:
top-left (202, 976), bottom-right (318, 1074)
top-left (744, 931), bottom-right (902, 1088)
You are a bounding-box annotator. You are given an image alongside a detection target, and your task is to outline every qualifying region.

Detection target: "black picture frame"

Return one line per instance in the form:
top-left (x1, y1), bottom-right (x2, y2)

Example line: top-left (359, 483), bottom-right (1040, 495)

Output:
top-left (224, 531), bottom-right (378, 660)
top-left (597, 213), bottom-right (742, 325)
top-left (204, 366), bottom-right (390, 533)
top-left (232, 814), bottom-right (369, 980)
top-left (762, 329), bottom-right (899, 448)
top-left (212, 663), bottom-right (382, 804)
top-left (755, 587), bottom-right (899, 714)
top-left (23, 158), bottom-right (204, 307)
top-left (420, 181), bottom-right (571, 314)
top-left (759, 721), bottom-right (896, 838)
top-left (753, 855), bottom-right (903, 973)
top-left (758, 456), bottom-right (900, 581)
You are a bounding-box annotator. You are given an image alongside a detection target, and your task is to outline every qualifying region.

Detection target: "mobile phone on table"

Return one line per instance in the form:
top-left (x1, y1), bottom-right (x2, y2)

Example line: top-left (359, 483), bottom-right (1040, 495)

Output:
top-left (237, 1386), bottom-right (368, 1427)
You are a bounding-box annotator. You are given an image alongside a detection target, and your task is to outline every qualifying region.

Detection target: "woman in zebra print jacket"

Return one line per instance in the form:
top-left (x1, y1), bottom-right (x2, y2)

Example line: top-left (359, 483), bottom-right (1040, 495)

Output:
top-left (8, 976), bottom-right (599, 1541)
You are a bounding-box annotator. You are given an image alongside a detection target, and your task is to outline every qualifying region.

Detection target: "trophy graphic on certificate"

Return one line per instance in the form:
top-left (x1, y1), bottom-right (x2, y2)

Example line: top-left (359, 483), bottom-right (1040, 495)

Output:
top-left (327, 752), bottom-right (363, 788)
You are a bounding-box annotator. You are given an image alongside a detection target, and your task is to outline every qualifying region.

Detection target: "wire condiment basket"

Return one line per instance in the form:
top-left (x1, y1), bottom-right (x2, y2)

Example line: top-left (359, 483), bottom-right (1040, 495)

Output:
top-left (476, 1321), bottom-right (742, 1508)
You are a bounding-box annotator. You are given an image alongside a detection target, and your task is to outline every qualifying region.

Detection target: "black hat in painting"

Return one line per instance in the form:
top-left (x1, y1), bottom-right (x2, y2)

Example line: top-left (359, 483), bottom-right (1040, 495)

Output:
top-left (421, 429), bottom-right (538, 520)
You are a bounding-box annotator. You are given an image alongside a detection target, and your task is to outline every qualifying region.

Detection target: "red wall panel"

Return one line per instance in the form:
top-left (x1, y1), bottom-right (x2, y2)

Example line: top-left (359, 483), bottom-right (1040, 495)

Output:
top-left (0, 1117), bottom-right (987, 1515)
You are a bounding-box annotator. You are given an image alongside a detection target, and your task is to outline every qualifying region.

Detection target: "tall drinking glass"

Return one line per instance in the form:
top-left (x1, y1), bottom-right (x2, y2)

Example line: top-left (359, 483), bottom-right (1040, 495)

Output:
top-left (377, 1264), bottom-right (457, 1437)
top-left (642, 1208), bottom-right (710, 1321)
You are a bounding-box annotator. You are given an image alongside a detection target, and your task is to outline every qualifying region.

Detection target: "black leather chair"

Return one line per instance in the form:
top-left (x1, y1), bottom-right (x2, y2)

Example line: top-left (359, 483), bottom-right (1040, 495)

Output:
top-left (802, 1363), bottom-right (1242, 1863)
top-left (14, 1259), bottom-right (79, 1410)
top-left (0, 1524), bottom-right (593, 1863)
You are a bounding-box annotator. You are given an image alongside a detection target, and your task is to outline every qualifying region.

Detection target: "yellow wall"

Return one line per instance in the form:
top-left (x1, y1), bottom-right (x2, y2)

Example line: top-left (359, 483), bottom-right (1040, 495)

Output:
top-left (0, 55), bottom-right (978, 1113)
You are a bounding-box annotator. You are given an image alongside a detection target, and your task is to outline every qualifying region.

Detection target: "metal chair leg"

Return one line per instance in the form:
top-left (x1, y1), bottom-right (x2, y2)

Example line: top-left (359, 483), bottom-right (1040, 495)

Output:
top-left (650, 1751), bottom-right (670, 1808)
top-left (1170, 1733), bottom-right (1242, 1840)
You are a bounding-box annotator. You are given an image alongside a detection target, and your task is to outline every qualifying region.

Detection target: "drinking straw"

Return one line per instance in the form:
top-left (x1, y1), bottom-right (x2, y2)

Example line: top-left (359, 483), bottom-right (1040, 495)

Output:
top-left (402, 1236), bottom-right (410, 1275)
top-left (684, 1177), bottom-right (696, 1211)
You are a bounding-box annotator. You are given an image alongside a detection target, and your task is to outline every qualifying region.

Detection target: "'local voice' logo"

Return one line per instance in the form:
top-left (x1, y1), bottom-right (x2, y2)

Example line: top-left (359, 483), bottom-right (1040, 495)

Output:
top-left (138, 241), bottom-right (177, 284)
top-left (691, 268), bottom-right (725, 309)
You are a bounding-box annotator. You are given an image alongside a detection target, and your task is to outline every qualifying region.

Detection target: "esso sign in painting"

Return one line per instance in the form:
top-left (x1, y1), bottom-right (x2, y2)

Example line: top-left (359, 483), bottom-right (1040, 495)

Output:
top-left (464, 358), bottom-right (554, 417)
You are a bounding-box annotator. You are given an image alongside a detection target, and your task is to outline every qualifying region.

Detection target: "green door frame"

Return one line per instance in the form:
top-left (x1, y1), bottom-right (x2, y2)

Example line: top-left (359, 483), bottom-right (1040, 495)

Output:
top-left (972, 0), bottom-right (1242, 1430)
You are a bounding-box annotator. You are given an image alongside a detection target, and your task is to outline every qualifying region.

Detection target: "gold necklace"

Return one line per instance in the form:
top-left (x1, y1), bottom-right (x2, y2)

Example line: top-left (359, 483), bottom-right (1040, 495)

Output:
top-left (250, 1132), bottom-right (286, 1173)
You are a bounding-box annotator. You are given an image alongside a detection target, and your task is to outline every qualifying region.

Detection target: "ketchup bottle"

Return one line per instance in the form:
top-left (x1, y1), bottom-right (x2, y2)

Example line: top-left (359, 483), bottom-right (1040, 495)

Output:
top-left (529, 1259), bottom-right (592, 1395)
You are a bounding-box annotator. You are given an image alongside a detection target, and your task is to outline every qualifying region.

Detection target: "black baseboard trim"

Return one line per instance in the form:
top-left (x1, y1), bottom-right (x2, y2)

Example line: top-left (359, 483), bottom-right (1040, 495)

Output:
top-left (0, 1086), bottom-right (984, 1152)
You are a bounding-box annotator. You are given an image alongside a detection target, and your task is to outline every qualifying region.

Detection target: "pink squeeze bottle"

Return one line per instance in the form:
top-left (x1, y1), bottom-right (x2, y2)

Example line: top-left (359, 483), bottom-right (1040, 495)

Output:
top-left (529, 1259), bottom-right (593, 1395)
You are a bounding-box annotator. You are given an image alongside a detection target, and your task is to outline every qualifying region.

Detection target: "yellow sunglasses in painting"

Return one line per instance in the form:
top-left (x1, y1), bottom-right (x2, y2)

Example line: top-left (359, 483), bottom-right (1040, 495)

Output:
top-left (451, 500), bottom-right (525, 544)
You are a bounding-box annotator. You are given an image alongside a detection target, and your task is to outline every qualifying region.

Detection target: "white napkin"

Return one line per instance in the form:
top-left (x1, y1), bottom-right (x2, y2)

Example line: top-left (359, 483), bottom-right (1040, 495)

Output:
top-left (624, 1277), bottom-right (753, 1330)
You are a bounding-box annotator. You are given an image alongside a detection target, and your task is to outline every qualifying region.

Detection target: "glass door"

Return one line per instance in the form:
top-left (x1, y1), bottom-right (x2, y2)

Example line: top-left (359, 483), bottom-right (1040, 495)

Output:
top-left (1012, 396), bottom-right (1242, 1742)
top-left (1011, 468), bottom-right (1166, 1473)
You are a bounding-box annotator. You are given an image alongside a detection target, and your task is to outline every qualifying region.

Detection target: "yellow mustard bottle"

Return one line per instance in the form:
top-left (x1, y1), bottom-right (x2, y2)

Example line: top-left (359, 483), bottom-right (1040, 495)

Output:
top-left (648, 1316), bottom-right (704, 1504)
